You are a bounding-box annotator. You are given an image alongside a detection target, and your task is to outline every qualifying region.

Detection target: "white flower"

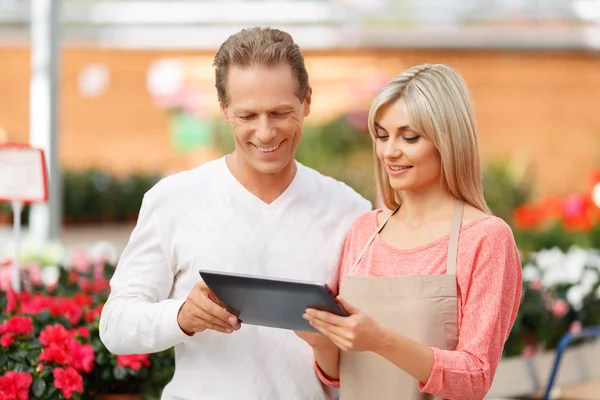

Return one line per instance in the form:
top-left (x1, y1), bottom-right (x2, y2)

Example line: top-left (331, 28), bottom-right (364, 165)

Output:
top-left (535, 247), bottom-right (566, 272)
top-left (522, 263), bottom-right (540, 282)
top-left (41, 265), bottom-right (60, 286)
top-left (89, 240), bottom-right (119, 265)
top-left (536, 246), bottom-right (593, 287)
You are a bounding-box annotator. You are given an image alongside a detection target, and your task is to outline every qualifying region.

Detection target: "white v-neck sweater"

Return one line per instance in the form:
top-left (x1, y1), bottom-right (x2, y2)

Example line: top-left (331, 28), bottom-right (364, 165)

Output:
top-left (99, 156), bottom-right (371, 400)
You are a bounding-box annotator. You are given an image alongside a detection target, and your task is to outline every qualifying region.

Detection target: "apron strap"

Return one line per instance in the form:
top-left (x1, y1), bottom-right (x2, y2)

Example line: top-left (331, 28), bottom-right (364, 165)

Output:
top-left (350, 206), bottom-right (399, 274)
top-left (350, 199), bottom-right (464, 276)
top-left (446, 199), bottom-right (464, 276)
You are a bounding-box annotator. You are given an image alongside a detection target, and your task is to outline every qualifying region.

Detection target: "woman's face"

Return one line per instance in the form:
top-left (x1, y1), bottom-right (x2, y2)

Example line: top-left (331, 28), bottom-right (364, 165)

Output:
top-left (374, 99), bottom-right (442, 193)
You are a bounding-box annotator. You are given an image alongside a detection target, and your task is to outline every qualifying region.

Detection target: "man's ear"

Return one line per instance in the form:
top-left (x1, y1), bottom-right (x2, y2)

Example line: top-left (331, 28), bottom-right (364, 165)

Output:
top-left (219, 100), bottom-right (229, 122)
top-left (304, 87), bottom-right (312, 117)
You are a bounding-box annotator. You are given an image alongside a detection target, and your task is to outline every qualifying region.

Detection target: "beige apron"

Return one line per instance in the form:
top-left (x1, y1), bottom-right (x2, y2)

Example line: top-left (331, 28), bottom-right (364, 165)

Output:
top-left (339, 200), bottom-right (463, 400)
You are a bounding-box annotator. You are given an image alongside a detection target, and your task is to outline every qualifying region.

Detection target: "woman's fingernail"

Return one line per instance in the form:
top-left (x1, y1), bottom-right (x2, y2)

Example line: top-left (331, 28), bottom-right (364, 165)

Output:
top-left (229, 317), bottom-right (237, 325)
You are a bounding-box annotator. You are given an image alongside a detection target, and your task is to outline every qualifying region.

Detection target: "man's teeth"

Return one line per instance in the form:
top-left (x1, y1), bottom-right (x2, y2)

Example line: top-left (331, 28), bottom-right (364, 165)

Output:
top-left (257, 144), bottom-right (280, 153)
top-left (390, 166), bottom-right (410, 171)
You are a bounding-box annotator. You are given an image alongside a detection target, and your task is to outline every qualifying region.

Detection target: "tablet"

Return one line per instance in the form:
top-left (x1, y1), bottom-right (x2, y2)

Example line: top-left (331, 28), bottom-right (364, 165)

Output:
top-left (199, 270), bottom-right (348, 332)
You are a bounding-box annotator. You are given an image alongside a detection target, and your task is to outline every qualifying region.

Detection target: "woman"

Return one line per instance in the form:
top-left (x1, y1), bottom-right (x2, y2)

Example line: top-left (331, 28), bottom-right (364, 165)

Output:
top-left (297, 64), bottom-right (522, 400)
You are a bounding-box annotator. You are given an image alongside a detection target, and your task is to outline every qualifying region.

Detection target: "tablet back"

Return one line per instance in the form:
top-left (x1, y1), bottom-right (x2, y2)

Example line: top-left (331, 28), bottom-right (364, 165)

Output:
top-left (199, 270), bottom-right (347, 332)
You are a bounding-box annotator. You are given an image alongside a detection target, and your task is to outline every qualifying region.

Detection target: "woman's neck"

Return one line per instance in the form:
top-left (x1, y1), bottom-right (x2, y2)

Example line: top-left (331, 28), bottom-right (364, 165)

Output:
top-left (395, 184), bottom-right (456, 228)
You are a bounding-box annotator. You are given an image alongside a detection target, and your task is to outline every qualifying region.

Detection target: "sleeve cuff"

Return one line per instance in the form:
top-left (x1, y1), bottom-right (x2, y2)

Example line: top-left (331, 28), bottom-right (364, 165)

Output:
top-left (314, 360), bottom-right (340, 388)
top-left (160, 298), bottom-right (190, 343)
top-left (418, 347), bottom-right (444, 394)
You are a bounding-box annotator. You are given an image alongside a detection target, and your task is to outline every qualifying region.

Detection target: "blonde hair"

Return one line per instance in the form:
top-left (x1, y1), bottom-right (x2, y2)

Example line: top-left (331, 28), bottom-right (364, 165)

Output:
top-left (368, 64), bottom-right (491, 214)
top-left (213, 27), bottom-right (309, 107)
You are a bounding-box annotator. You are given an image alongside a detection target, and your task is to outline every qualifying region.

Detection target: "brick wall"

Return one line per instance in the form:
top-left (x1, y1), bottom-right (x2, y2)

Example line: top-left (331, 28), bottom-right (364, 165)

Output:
top-left (0, 47), bottom-right (598, 197)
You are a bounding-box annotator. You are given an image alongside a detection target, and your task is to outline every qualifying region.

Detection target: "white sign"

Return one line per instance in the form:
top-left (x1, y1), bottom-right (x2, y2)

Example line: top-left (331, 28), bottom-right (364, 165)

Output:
top-left (0, 144), bottom-right (48, 203)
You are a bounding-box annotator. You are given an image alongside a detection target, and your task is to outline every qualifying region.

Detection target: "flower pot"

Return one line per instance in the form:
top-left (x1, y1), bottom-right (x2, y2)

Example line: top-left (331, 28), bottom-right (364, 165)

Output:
top-left (487, 340), bottom-right (600, 398)
top-left (96, 395), bottom-right (142, 400)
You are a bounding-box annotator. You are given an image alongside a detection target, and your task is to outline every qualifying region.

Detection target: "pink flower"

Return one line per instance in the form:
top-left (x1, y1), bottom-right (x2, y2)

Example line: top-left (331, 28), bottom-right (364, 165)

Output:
top-left (522, 345), bottom-right (535, 358)
top-left (71, 249), bottom-right (91, 273)
top-left (563, 194), bottom-right (586, 218)
top-left (530, 279), bottom-right (542, 292)
top-left (569, 320), bottom-right (583, 334)
top-left (27, 262), bottom-right (43, 286)
top-left (0, 266), bottom-right (13, 292)
top-left (551, 299), bottom-right (569, 319)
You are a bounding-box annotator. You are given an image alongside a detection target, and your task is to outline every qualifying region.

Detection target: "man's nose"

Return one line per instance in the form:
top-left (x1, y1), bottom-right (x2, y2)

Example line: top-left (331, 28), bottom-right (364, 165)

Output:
top-left (255, 116), bottom-right (276, 143)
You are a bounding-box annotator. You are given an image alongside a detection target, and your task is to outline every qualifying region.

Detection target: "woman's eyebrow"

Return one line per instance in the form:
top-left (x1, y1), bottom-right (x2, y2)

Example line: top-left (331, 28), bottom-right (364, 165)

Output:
top-left (374, 123), bottom-right (411, 132)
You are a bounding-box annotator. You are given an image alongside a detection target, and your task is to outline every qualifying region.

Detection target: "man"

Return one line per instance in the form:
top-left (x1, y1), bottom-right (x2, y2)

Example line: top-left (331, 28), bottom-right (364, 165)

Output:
top-left (99, 27), bottom-right (371, 400)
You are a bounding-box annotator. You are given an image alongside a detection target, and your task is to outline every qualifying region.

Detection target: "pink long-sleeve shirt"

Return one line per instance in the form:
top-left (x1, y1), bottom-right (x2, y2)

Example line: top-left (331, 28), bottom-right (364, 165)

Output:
top-left (317, 210), bottom-right (522, 400)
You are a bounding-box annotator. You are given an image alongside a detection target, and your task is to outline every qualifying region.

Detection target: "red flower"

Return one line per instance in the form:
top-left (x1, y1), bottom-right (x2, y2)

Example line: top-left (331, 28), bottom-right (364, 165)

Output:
top-left (68, 270), bottom-right (79, 284)
top-left (53, 367), bottom-right (83, 399)
top-left (71, 340), bottom-right (96, 373)
top-left (513, 204), bottom-right (544, 229)
top-left (39, 324), bottom-right (70, 347)
top-left (91, 279), bottom-right (110, 293)
top-left (0, 316), bottom-right (34, 347)
top-left (70, 341), bottom-right (95, 373)
top-left (39, 343), bottom-right (71, 365)
top-left (116, 354), bottom-right (151, 371)
top-left (0, 316), bottom-right (34, 336)
top-left (0, 371), bottom-right (33, 400)
top-left (588, 169), bottom-right (600, 191)
top-left (19, 295), bottom-right (54, 315)
top-left (5, 288), bottom-right (17, 314)
top-left (84, 304), bottom-right (103, 322)
top-left (70, 326), bottom-right (90, 339)
top-left (1, 334), bottom-right (14, 347)
top-left (72, 293), bottom-right (93, 307)
top-left (56, 299), bottom-right (83, 325)
top-left (79, 278), bottom-right (92, 293)
top-left (38, 324), bottom-right (95, 372)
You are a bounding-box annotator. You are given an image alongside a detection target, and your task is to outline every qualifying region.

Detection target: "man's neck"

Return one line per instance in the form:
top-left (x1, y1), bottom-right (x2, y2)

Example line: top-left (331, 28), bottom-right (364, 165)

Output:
top-left (225, 152), bottom-right (297, 204)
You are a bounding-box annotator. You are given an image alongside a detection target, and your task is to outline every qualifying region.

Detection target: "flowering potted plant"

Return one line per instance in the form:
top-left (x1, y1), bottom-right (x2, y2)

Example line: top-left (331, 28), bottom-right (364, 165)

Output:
top-left (512, 170), bottom-right (600, 253)
top-left (0, 244), bottom-right (174, 399)
top-left (0, 290), bottom-right (98, 399)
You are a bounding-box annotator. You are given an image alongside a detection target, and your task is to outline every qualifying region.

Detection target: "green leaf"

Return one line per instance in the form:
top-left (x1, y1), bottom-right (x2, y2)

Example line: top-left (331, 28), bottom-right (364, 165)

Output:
top-left (96, 351), bottom-right (106, 364)
top-left (10, 349), bottom-right (28, 363)
top-left (32, 378), bottom-right (46, 397)
top-left (113, 365), bottom-right (127, 380)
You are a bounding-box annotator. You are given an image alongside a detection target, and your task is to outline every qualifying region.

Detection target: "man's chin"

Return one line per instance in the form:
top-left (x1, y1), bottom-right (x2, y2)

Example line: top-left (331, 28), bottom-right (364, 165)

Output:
top-left (251, 158), bottom-right (294, 176)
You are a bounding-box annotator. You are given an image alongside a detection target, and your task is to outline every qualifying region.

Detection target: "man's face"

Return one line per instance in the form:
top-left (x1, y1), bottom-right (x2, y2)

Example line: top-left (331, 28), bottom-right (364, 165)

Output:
top-left (220, 63), bottom-right (311, 175)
